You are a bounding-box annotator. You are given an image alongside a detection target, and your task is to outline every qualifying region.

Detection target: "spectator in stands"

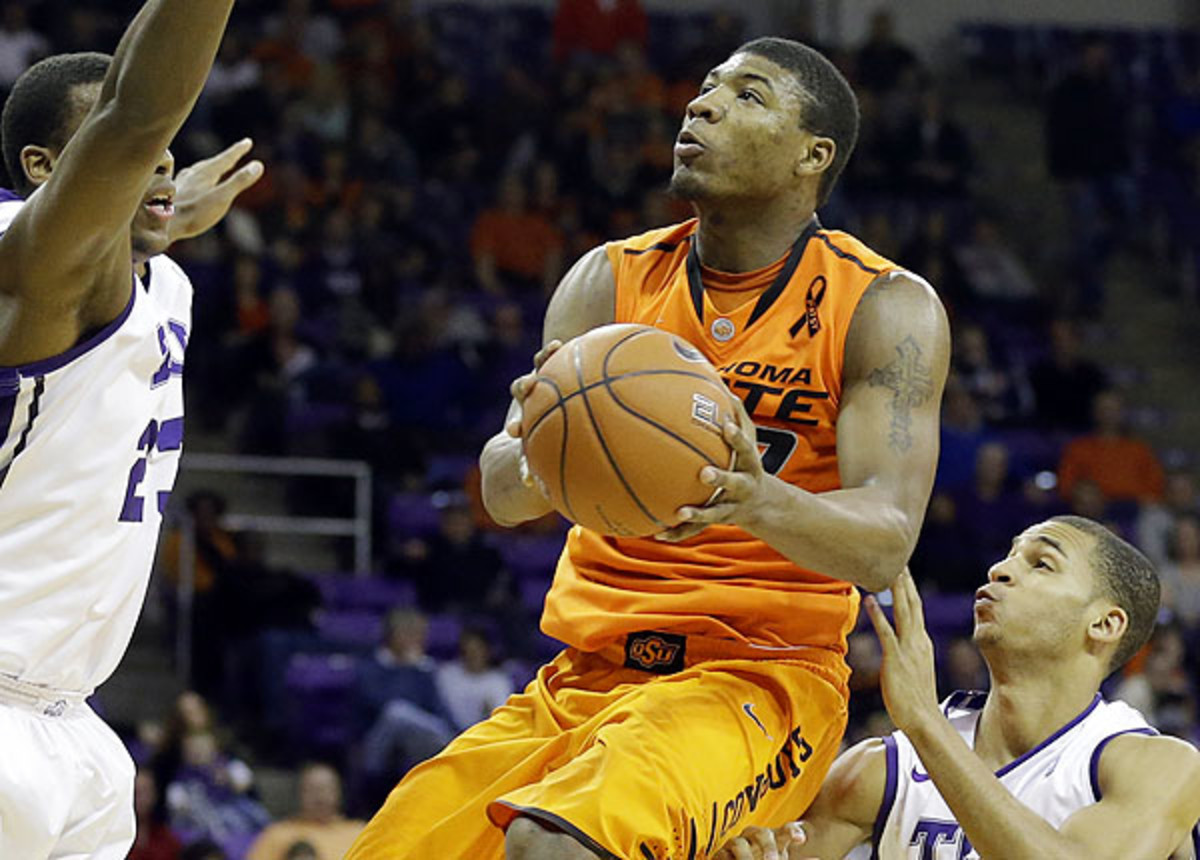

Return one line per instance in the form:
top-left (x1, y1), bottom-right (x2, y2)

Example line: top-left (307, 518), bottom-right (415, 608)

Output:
top-left (908, 492), bottom-right (977, 594)
top-left (0, 2), bottom-right (47, 91)
top-left (153, 691), bottom-right (219, 793)
top-left (1138, 470), bottom-right (1200, 568)
top-left (552, 0), bottom-right (647, 66)
top-left (1028, 318), bottom-right (1109, 432)
top-left (356, 608), bottom-right (454, 802)
top-left (1045, 38), bottom-right (1133, 315)
top-left (1115, 625), bottom-right (1199, 742)
top-left (942, 636), bottom-right (988, 694)
top-left (952, 322), bottom-right (1028, 427)
top-left (935, 372), bottom-right (988, 492)
top-left (470, 172), bottom-right (565, 295)
top-left (1057, 389), bottom-right (1165, 505)
top-left (164, 729), bottom-right (271, 853)
top-left (395, 499), bottom-right (515, 616)
top-left (130, 768), bottom-right (183, 860)
top-left (1160, 513), bottom-right (1200, 629)
top-left (435, 627), bottom-right (516, 731)
top-left (853, 8), bottom-right (921, 95)
top-left (893, 87), bottom-right (972, 202)
top-left (952, 217), bottom-right (1041, 316)
top-left (246, 763), bottom-right (364, 860)
top-left (954, 441), bottom-right (1032, 572)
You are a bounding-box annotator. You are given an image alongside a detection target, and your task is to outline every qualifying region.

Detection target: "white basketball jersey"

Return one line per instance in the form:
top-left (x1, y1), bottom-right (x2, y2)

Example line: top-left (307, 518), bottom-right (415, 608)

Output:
top-left (0, 197), bottom-right (191, 693)
top-left (867, 691), bottom-right (1156, 860)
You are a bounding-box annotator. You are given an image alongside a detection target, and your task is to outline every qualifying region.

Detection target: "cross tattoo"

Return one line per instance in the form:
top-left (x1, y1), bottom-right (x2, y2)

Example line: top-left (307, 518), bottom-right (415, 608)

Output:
top-left (868, 335), bottom-right (934, 453)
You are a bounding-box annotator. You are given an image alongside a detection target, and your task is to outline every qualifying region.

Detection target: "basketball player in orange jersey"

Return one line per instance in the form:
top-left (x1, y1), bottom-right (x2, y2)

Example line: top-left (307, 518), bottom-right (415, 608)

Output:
top-left (347, 37), bottom-right (951, 860)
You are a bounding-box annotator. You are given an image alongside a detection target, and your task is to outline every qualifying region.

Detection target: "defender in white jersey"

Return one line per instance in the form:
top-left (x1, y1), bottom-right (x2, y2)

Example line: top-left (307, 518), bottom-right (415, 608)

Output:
top-left (0, 1), bottom-right (259, 856)
top-left (718, 516), bottom-right (1200, 860)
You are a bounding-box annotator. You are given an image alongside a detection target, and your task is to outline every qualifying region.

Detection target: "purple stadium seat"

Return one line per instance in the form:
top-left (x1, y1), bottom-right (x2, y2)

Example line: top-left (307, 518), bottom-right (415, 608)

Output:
top-left (282, 652), bottom-right (360, 753)
top-left (491, 533), bottom-right (565, 579)
top-left (312, 574), bottom-right (415, 613)
top-left (518, 576), bottom-right (550, 614)
top-left (387, 492), bottom-right (443, 539)
top-left (424, 613), bottom-right (463, 661)
top-left (315, 609), bottom-right (385, 649)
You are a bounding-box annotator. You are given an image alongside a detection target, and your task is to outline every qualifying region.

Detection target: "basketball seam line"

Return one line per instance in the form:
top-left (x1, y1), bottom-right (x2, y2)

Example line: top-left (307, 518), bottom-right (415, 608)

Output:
top-left (573, 330), bottom-right (665, 532)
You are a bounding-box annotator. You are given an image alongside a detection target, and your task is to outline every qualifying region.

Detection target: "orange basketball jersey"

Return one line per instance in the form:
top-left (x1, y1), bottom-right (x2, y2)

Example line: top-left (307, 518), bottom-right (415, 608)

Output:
top-left (540, 217), bottom-right (899, 657)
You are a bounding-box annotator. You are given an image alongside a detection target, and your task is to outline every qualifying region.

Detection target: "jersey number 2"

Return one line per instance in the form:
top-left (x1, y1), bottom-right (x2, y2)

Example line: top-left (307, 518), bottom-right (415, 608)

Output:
top-left (119, 417), bottom-right (183, 522)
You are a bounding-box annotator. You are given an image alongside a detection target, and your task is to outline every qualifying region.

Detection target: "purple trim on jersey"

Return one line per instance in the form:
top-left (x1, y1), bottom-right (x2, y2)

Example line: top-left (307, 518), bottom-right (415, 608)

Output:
top-left (994, 694), bottom-right (1102, 779)
top-left (1088, 727), bottom-right (1156, 801)
top-left (0, 279), bottom-right (137, 376)
top-left (870, 735), bottom-right (900, 860)
top-left (0, 189), bottom-right (22, 203)
top-left (0, 369), bottom-right (18, 446)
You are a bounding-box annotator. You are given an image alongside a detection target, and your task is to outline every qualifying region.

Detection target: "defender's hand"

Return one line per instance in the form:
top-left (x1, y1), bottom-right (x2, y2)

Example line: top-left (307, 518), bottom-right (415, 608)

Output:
top-left (505, 339), bottom-right (563, 496)
top-left (715, 823), bottom-right (812, 860)
top-left (655, 397), bottom-right (766, 542)
top-left (864, 568), bottom-right (941, 735)
top-left (170, 138), bottom-right (264, 243)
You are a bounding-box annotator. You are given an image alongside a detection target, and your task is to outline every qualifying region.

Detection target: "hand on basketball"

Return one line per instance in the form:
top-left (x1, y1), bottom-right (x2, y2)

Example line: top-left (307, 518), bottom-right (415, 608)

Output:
top-left (714, 822), bottom-right (813, 860)
top-left (863, 568), bottom-right (940, 735)
top-left (505, 339), bottom-right (564, 498)
top-left (169, 138), bottom-right (264, 243)
top-left (656, 398), bottom-right (765, 542)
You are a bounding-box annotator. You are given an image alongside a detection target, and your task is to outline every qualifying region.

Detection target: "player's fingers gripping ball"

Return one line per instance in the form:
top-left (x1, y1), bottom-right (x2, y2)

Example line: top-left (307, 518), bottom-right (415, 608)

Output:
top-left (520, 323), bottom-right (740, 537)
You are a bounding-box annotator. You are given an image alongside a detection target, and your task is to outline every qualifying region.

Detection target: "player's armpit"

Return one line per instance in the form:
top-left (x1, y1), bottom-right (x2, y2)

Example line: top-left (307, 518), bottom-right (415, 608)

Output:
top-left (1058, 733), bottom-right (1200, 860)
top-left (791, 737), bottom-right (886, 858)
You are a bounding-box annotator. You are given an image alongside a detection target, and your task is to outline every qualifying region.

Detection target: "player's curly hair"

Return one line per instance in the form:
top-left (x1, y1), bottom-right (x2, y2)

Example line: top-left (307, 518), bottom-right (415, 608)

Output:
top-left (735, 37), bottom-right (859, 207)
top-left (1050, 515), bottom-right (1161, 673)
top-left (2, 52), bottom-right (111, 195)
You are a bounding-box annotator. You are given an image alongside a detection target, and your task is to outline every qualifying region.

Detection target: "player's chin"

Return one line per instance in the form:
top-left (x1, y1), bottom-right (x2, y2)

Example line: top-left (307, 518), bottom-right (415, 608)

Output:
top-left (668, 167), bottom-right (710, 201)
top-left (131, 222), bottom-right (172, 261)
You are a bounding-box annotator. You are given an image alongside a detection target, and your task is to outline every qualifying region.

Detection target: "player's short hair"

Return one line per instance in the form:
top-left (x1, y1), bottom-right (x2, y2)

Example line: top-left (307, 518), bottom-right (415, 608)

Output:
top-left (734, 37), bottom-right (859, 207)
top-left (2, 52), bottom-right (111, 195)
top-left (1050, 515), bottom-right (1161, 673)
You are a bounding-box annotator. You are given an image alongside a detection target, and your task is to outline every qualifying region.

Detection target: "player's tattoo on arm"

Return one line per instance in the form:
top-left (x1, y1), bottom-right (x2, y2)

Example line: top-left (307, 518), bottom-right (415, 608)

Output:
top-left (868, 335), bottom-right (935, 453)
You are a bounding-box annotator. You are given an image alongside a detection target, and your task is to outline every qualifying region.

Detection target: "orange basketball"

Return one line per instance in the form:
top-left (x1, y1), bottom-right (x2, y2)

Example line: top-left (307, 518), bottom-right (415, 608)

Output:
top-left (521, 323), bottom-right (740, 537)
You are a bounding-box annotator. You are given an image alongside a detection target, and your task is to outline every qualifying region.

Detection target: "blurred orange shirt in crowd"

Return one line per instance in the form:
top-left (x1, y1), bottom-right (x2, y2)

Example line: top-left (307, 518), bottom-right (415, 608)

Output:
top-left (1057, 436), bottom-right (1165, 502)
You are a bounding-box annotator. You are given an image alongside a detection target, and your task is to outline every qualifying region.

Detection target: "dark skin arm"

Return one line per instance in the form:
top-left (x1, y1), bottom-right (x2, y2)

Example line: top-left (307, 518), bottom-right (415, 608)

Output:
top-left (0, 0), bottom-right (237, 364)
top-left (659, 270), bottom-right (951, 592)
top-left (479, 245), bottom-right (616, 527)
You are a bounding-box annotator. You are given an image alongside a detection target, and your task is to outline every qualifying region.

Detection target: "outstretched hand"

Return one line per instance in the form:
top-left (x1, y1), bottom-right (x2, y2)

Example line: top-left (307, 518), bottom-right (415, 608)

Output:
top-left (863, 568), bottom-right (941, 734)
top-left (505, 339), bottom-right (564, 499)
top-left (714, 823), bottom-right (814, 860)
top-left (170, 138), bottom-right (264, 243)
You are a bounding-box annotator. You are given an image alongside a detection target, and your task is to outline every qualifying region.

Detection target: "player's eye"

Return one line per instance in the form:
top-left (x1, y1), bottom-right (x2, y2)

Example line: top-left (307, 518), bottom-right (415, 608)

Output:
top-left (698, 84), bottom-right (715, 96)
top-left (1033, 558), bottom-right (1051, 570)
top-left (738, 90), bottom-right (764, 104)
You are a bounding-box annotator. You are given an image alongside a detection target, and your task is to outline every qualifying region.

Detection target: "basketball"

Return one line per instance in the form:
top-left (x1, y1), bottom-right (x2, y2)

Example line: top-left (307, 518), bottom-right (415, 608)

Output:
top-left (520, 323), bottom-right (741, 537)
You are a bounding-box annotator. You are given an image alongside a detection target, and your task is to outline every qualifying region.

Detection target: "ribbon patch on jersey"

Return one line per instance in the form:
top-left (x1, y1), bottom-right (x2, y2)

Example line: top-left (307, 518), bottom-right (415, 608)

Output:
top-left (790, 275), bottom-right (827, 339)
top-left (624, 631), bottom-right (686, 674)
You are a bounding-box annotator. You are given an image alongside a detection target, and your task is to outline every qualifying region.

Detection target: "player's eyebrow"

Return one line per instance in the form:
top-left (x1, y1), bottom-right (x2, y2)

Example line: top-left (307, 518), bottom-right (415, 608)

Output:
top-left (1033, 534), bottom-right (1066, 558)
top-left (702, 70), bottom-right (777, 92)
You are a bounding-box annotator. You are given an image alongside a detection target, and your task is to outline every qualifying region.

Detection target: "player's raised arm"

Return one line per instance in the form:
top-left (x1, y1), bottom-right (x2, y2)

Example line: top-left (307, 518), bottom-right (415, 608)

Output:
top-left (0, 0), bottom-right (237, 364)
top-left (479, 245), bottom-right (616, 527)
top-left (666, 269), bottom-right (949, 592)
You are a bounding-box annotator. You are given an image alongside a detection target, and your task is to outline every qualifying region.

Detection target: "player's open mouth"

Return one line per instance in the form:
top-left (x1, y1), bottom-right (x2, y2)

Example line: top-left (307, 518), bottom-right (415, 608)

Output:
top-left (144, 196), bottom-right (175, 220)
top-left (675, 130), bottom-right (706, 160)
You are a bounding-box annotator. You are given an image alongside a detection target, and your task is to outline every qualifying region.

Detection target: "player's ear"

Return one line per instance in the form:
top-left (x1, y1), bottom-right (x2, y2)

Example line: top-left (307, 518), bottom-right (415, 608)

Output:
top-left (1087, 604), bottom-right (1128, 652)
top-left (795, 134), bottom-right (835, 180)
top-left (19, 144), bottom-right (56, 188)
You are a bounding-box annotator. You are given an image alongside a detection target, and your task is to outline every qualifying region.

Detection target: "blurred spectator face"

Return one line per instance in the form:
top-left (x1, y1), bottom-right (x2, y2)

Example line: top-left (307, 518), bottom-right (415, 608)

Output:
top-left (1091, 391), bottom-right (1123, 434)
top-left (1164, 473), bottom-right (1197, 512)
top-left (497, 175), bottom-right (527, 212)
top-left (1170, 515), bottom-right (1200, 562)
top-left (492, 303), bottom-right (525, 346)
top-left (1070, 479), bottom-right (1107, 519)
top-left (868, 9), bottom-right (896, 43)
top-left (439, 504), bottom-right (476, 544)
top-left (176, 691), bottom-right (212, 733)
top-left (181, 731), bottom-right (219, 768)
top-left (297, 764), bottom-right (342, 822)
top-left (957, 324), bottom-right (990, 366)
top-left (460, 630), bottom-right (493, 672)
top-left (927, 492), bottom-right (957, 526)
top-left (975, 442), bottom-right (1009, 488)
top-left (942, 374), bottom-right (981, 428)
top-left (134, 770), bottom-right (158, 820)
top-left (670, 51), bottom-right (815, 205)
top-left (269, 288), bottom-right (302, 334)
top-left (1049, 319), bottom-right (1080, 364)
top-left (385, 608), bottom-right (429, 658)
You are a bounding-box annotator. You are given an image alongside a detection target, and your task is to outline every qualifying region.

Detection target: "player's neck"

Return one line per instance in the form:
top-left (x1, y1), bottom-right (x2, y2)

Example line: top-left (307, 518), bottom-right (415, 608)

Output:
top-left (693, 201), bottom-right (816, 273)
top-left (975, 662), bottom-right (1101, 769)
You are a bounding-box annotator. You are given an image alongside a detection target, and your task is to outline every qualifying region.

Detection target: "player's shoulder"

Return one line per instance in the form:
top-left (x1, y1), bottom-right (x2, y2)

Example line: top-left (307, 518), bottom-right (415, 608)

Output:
top-left (813, 226), bottom-right (897, 276)
top-left (1096, 730), bottom-right (1200, 800)
top-left (607, 219), bottom-right (697, 257)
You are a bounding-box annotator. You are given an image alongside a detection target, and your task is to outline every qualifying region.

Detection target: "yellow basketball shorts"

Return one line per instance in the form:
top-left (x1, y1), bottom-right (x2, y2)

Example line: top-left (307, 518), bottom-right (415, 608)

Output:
top-left (345, 641), bottom-right (849, 860)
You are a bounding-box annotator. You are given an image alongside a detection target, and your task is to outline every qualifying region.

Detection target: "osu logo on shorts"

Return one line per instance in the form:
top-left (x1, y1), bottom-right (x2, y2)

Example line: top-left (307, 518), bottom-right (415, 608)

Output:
top-left (624, 631), bottom-right (687, 674)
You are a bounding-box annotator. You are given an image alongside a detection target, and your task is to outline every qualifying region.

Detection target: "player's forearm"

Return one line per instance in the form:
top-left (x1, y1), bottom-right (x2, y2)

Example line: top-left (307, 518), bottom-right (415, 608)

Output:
top-left (904, 714), bottom-right (1090, 860)
top-left (103, 0), bottom-right (235, 132)
top-left (479, 432), bottom-right (554, 527)
top-left (740, 479), bottom-right (914, 592)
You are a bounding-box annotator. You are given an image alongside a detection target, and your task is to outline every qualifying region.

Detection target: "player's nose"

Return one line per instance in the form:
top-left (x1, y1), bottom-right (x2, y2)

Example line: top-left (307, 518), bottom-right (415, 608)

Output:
top-left (986, 558), bottom-right (1014, 584)
top-left (686, 90), bottom-right (724, 123)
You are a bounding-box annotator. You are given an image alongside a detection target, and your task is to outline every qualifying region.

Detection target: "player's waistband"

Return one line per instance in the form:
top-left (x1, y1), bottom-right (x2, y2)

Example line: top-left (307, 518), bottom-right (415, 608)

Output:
top-left (0, 673), bottom-right (91, 717)
top-left (592, 630), bottom-right (850, 691)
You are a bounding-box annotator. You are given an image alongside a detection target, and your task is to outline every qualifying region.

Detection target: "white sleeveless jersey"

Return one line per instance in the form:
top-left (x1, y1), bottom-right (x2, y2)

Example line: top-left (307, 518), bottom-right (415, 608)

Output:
top-left (0, 197), bottom-right (191, 693)
top-left (863, 691), bottom-right (1158, 860)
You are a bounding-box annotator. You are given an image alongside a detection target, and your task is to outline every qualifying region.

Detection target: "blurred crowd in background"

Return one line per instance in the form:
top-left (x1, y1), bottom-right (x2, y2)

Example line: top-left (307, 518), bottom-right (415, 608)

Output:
top-left (3, 0), bottom-right (1200, 857)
